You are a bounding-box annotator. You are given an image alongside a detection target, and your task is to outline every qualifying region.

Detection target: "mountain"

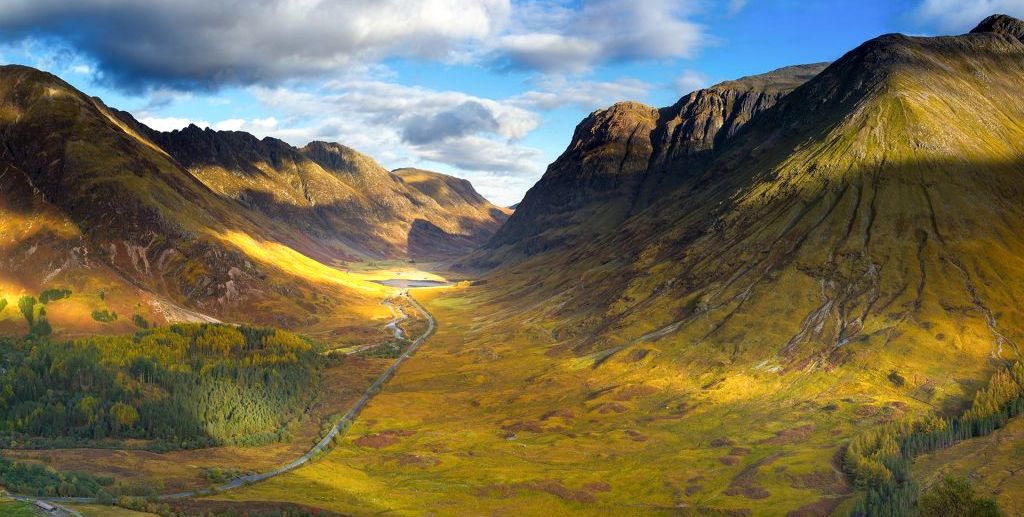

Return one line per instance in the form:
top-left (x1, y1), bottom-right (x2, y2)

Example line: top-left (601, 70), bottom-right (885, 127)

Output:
top-left (392, 168), bottom-right (511, 261)
top-left (0, 64), bottom-right (390, 335)
top-left (484, 15), bottom-right (1024, 367)
top-left (325, 15), bottom-right (1024, 514)
top-left (0, 64), bottom-right (499, 337)
top-left (484, 63), bottom-right (829, 258)
top-left (146, 126), bottom-right (509, 261)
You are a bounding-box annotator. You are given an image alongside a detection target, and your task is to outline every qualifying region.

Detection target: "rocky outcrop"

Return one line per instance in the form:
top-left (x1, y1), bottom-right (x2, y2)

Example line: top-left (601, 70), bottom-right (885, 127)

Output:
top-left (485, 63), bottom-right (829, 257)
top-left (971, 13), bottom-right (1024, 41)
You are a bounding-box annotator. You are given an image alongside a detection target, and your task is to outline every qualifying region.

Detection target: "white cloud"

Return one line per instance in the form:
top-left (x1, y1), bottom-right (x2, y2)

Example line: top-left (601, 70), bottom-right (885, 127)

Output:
top-left (496, 33), bottom-right (601, 73)
top-left (728, 0), bottom-right (747, 16)
top-left (245, 80), bottom-right (546, 202)
top-left (492, 0), bottom-right (706, 73)
top-left (211, 117), bottom-right (281, 133)
top-left (70, 64), bottom-right (92, 74)
top-left (139, 116), bottom-right (209, 131)
top-left (512, 77), bottom-right (651, 111)
top-left (674, 69), bottom-right (709, 94)
top-left (411, 135), bottom-right (543, 174)
top-left (914, 0), bottom-right (1024, 31)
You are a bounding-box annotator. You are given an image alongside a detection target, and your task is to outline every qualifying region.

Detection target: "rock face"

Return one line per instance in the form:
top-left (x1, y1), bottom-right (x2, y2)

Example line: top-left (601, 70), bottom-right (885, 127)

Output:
top-left (485, 63), bottom-right (829, 257)
top-left (970, 13), bottom-right (1024, 41)
top-left (149, 125), bottom-right (509, 260)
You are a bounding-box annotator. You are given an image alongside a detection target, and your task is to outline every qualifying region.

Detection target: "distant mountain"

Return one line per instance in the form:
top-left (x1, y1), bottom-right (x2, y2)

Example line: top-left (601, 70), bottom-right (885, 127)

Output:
top-left (144, 124), bottom-right (509, 261)
top-left (393, 168), bottom-right (511, 261)
top-left (484, 63), bottom-right (829, 258)
top-left (0, 64), bottom-right (501, 335)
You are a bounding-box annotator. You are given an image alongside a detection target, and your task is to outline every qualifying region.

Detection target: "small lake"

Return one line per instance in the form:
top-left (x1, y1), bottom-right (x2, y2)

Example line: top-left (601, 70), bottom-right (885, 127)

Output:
top-left (373, 279), bottom-right (452, 288)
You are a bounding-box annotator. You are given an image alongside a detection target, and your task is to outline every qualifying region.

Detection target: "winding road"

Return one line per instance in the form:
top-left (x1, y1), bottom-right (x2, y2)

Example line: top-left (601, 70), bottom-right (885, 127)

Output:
top-left (162, 290), bottom-right (435, 499)
top-left (10, 289), bottom-right (437, 506)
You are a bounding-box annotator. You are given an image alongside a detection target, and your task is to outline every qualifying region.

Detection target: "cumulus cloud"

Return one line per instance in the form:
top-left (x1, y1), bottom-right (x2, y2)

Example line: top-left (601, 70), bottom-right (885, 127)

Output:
top-left (674, 69), bottom-right (709, 94)
top-left (914, 0), bottom-right (1024, 31)
top-left (492, 0), bottom-right (706, 73)
top-left (0, 0), bottom-right (512, 90)
top-left (512, 77), bottom-right (651, 111)
top-left (244, 80), bottom-right (544, 175)
top-left (212, 117), bottom-right (280, 133)
top-left (401, 102), bottom-right (502, 145)
top-left (0, 0), bottom-right (711, 88)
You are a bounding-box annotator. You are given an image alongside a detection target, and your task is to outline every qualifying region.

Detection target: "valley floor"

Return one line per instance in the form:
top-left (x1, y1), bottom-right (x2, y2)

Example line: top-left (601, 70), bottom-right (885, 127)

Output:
top-left (5, 264), bottom-right (1018, 516)
top-left (214, 286), bottom-right (887, 515)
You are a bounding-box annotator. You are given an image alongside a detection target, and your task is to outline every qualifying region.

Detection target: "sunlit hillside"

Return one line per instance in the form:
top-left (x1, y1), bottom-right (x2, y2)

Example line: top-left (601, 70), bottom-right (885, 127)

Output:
top-left (225, 16), bottom-right (1024, 515)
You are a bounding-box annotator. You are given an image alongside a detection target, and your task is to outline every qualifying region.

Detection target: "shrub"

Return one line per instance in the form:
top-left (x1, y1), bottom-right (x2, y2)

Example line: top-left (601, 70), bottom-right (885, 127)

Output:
top-left (39, 288), bottom-right (72, 304)
top-left (888, 370), bottom-right (906, 387)
top-left (91, 309), bottom-right (118, 323)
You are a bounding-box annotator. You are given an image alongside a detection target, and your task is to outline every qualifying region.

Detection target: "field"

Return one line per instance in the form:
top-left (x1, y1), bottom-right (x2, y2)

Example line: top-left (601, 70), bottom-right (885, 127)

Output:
top-left (214, 283), bottom-right (995, 515)
top-left (3, 253), bottom-right (1011, 514)
top-left (0, 261), bottom-right (444, 495)
top-left (0, 499), bottom-right (39, 516)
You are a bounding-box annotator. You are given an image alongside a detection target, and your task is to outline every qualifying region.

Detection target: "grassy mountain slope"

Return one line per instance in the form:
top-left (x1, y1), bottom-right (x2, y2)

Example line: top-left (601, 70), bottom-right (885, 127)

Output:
top-left (0, 65), bottom-right (389, 336)
top-left (229, 17), bottom-right (1024, 514)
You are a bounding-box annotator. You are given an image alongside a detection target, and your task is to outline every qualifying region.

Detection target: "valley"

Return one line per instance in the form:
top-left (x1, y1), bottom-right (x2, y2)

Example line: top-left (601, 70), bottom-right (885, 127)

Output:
top-left (4, 8), bottom-right (1024, 517)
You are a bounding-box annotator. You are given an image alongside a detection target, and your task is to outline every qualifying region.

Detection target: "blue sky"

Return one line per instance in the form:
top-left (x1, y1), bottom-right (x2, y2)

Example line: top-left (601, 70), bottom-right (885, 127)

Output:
top-left (0, 0), bottom-right (1018, 206)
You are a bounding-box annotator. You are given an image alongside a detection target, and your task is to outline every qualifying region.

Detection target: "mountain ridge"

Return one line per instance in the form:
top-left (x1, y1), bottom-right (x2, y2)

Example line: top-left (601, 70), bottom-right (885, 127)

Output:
top-left (483, 62), bottom-right (831, 258)
top-left (148, 122), bottom-right (510, 261)
top-left (0, 63), bottom-right (503, 336)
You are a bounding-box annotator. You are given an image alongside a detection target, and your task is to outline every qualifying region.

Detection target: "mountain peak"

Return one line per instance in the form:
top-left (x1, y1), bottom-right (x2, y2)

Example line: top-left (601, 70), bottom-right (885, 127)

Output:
top-left (970, 14), bottom-right (1024, 41)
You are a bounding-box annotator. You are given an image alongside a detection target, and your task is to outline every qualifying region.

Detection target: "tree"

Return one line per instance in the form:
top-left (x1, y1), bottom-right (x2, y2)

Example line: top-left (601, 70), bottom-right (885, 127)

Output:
top-left (39, 288), bottom-right (72, 304)
top-left (919, 477), bottom-right (1001, 517)
top-left (18, 296), bottom-right (36, 326)
top-left (110, 402), bottom-right (139, 429)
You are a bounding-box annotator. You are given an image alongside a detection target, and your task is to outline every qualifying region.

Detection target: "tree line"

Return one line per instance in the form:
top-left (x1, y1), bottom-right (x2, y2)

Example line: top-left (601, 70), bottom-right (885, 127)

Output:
top-left (0, 323), bottom-right (323, 449)
top-left (844, 362), bottom-right (1023, 515)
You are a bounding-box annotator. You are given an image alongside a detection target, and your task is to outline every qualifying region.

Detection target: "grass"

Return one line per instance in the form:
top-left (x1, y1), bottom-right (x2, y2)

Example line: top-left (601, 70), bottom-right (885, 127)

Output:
top-left (68, 504), bottom-right (158, 517)
top-left (913, 415), bottom-right (1024, 515)
top-left (0, 499), bottom-right (39, 516)
top-left (218, 287), bottom-right (881, 515)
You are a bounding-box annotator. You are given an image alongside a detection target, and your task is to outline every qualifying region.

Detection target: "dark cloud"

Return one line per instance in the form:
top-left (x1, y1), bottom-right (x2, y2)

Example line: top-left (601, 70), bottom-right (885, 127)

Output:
top-left (0, 0), bottom-right (714, 90)
top-left (401, 101), bottom-right (501, 144)
top-left (0, 0), bottom-right (510, 91)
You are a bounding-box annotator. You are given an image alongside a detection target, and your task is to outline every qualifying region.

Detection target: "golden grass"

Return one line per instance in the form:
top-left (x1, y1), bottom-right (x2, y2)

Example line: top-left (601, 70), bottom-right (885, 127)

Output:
top-left (216, 287), bottom-right (878, 515)
top-left (913, 416), bottom-right (1024, 515)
